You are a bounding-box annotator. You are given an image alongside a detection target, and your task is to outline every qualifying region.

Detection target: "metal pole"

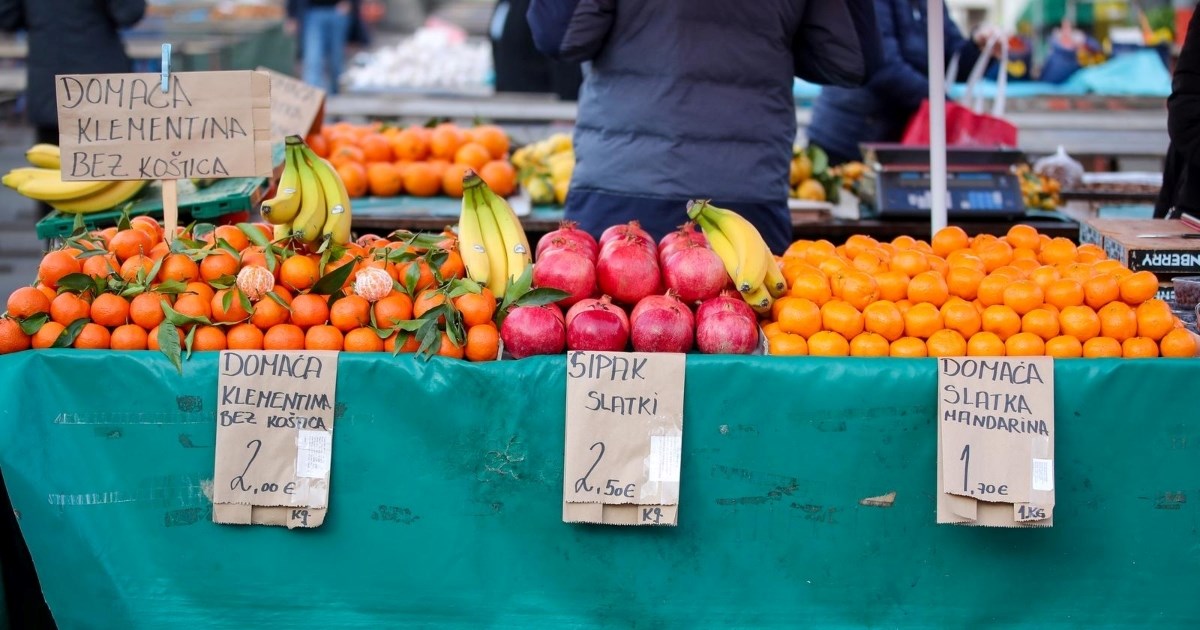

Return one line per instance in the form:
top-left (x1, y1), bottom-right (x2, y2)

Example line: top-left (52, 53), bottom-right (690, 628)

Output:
top-left (928, 0), bottom-right (948, 233)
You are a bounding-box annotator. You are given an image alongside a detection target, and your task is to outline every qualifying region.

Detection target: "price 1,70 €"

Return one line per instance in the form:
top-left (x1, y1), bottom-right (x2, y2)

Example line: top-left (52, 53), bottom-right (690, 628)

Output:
top-left (574, 442), bottom-right (638, 499)
top-left (959, 444), bottom-right (1009, 497)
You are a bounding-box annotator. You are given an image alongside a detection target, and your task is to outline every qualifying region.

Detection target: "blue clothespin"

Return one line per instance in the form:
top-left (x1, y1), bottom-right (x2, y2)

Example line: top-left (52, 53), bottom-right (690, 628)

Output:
top-left (161, 43), bottom-right (171, 93)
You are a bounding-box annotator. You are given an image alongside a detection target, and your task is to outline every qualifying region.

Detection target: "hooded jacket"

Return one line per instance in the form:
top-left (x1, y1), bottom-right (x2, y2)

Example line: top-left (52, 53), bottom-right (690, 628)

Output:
top-left (809, 0), bottom-right (979, 164)
top-left (0, 0), bottom-right (146, 129)
top-left (528, 0), bottom-right (875, 252)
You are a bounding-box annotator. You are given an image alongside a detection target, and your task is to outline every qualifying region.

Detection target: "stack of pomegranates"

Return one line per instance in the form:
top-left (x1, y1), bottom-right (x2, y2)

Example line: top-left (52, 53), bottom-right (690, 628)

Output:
top-left (500, 221), bottom-right (761, 358)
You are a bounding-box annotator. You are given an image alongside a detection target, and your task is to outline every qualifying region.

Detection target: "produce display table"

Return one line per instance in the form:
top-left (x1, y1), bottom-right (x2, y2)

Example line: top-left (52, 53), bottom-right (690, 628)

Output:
top-left (351, 197), bottom-right (1081, 243)
top-left (1, 351), bottom-right (1196, 628)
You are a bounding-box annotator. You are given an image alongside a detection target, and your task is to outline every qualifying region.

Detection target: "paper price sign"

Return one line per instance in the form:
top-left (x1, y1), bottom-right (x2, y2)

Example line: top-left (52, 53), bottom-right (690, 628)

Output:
top-left (259, 67), bottom-right (326, 142)
top-left (563, 352), bottom-right (684, 526)
top-left (212, 351), bottom-right (338, 529)
top-left (937, 357), bottom-right (1055, 528)
top-left (55, 70), bottom-right (272, 181)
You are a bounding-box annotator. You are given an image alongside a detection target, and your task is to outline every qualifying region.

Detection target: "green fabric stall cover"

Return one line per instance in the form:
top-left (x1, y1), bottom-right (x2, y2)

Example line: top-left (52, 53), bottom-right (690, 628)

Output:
top-left (0, 351), bottom-right (1197, 628)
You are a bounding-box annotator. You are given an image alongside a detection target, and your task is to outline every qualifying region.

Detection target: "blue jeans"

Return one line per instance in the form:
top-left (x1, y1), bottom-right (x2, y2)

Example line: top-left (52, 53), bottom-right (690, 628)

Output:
top-left (302, 7), bottom-right (350, 95)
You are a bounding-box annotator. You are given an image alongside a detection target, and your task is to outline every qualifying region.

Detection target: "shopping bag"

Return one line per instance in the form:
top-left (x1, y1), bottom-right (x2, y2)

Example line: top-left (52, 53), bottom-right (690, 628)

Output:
top-left (901, 32), bottom-right (1018, 148)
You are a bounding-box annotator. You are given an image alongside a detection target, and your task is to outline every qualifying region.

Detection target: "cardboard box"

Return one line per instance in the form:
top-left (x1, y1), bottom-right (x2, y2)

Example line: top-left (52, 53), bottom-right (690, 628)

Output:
top-left (1080, 219), bottom-right (1200, 280)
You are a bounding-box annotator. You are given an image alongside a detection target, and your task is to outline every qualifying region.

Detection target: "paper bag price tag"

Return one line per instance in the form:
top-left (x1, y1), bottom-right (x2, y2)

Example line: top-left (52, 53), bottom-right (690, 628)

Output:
top-left (937, 357), bottom-right (1055, 527)
top-left (259, 67), bottom-right (325, 142)
top-left (212, 351), bottom-right (339, 529)
top-left (55, 70), bottom-right (273, 181)
top-left (562, 352), bottom-right (684, 526)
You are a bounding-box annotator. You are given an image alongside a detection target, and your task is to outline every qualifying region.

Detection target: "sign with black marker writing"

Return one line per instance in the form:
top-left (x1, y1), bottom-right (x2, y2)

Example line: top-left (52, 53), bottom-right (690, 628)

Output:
top-left (937, 357), bottom-right (1055, 527)
top-left (259, 67), bottom-right (326, 142)
top-left (562, 351), bottom-right (684, 526)
top-left (55, 71), bottom-right (273, 181)
top-left (212, 350), bottom-right (338, 529)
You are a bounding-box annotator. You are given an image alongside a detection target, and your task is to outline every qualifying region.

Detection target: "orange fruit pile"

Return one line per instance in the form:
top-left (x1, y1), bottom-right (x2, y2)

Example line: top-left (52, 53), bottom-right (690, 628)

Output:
top-left (767, 224), bottom-right (1197, 358)
top-left (307, 121), bottom-right (516, 198)
top-left (0, 219), bottom-right (500, 361)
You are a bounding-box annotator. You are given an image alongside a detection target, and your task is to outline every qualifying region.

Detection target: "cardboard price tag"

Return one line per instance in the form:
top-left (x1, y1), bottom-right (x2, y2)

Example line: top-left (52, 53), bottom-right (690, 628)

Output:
top-left (259, 67), bottom-right (325, 142)
top-left (937, 357), bottom-right (1055, 528)
top-left (212, 351), bottom-right (339, 529)
top-left (562, 351), bottom-right (684, 526)
top-left (55, 70), bottom-right (272, 181)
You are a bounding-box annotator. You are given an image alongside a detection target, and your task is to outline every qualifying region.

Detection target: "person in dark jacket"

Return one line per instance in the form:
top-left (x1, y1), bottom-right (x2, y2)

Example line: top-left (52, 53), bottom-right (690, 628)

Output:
top-left (0, 0), bottom-right (145, 147)
top-left (528, 0), bottom-right (878, 253)
top-left (1156, 10), bottom-right (1200, 218)
top-left (809, 0), bottom-right (989, 165)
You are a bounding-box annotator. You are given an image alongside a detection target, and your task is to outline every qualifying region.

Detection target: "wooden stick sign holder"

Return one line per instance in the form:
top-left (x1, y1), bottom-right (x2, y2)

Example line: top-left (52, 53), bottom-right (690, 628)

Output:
top-left (160, 44), bottom-right (179, 243)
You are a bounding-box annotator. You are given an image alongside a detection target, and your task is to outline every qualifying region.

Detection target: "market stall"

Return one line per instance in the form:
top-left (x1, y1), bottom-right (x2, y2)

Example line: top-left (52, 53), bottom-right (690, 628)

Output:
top-left (0, 351), bottom-right (1197, 627)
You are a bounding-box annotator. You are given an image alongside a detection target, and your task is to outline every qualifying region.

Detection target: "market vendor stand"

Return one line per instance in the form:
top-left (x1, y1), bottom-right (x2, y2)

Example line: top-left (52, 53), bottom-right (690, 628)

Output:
top-left (0, 350), bottom-right (1196, 627)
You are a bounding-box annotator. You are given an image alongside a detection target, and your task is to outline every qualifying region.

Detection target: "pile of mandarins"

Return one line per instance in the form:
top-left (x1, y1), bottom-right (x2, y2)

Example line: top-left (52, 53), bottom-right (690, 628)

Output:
top-left (0, 217), bottom-right (501, 361)
top-left (305, 121), bottom-right (516, 199)
top-left (764, 224), bottom-right (1197, 358)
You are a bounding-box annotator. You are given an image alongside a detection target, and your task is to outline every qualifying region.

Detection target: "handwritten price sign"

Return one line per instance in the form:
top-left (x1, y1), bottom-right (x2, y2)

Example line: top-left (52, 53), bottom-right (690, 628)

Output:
top-left (212, 350), bottom-right (338, 529)
top-left (562, 352), bottom-right (684, 526)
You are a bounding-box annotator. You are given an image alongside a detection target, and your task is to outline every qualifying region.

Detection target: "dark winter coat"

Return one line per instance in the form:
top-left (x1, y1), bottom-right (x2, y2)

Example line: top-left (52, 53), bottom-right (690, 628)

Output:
top-left (809, 0), bottom-right (980, 164)
top-left (0, 0), bottom-right (146, 129)
top-left (1157, 10), bottom-right (1200, 218)
top-left (528, 0), bottom-right (875, 253)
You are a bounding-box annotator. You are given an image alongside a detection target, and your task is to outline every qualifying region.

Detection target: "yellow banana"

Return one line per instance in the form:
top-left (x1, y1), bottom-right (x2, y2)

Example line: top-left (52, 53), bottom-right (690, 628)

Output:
top-left (18, 175), bottom-right (111, 201)
top-left (469, 172), bottom-right (530, 284)
top-left (273, 223), bottom-right (291, 241)
top-left (690, 200), bottom-right (767, 292)
top-left (290, 152), bottom-right (326, 244)
top-left (49, 180), bottom-right (146, 213)
top-left (464, 183), bottom-right (508, 295)
top-left (260, 144), bottom-right (302, 225)
top-left (2, 167), bottom-right (57, 189)
top-left (456, 192), bottom-right (491, 287)
top-left (763, 250), bottom-right (787, 298)
top-left (25, 144), bottom-right (60, 169)
top-left (693, 213), bottom-right (739, 286)
top-left (299, 146), bottom-right (352, 246)
top-left (742, 283), bottom-right (773, 316)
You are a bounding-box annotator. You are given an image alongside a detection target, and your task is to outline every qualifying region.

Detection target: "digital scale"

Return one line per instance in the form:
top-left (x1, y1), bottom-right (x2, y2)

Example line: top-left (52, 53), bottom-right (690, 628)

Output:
top-left (857, 144), bottom-right (1027, 219)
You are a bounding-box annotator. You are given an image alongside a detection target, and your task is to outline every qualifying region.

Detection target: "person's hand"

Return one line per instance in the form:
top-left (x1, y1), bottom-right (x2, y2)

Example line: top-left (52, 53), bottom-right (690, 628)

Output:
top-left (284, 18), bottom-right (298, 36)
top-left (972, 26), bottom-right (1006, 59)
top-left (336, 1), bottom-right (352, 16)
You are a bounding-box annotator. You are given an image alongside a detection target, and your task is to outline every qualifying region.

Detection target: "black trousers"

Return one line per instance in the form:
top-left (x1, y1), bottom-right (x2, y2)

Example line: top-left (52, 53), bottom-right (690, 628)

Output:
top-left (34, 126), bottom-right (58, 219)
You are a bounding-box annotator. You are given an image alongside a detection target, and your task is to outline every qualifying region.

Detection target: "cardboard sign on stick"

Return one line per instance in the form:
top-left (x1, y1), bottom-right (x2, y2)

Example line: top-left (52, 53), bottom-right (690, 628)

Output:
top-left (563, 352), bottom-right (684, 526)
top-left (937, 357), bottom-right (1055, 527)
top-left (259, 67), bottom-right (326, 142)
top-left (212, 350), bottom-right (338, 529)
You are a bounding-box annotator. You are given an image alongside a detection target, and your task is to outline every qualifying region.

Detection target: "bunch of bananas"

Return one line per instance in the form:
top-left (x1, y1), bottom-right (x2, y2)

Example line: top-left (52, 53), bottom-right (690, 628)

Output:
top-left (511, 133), bottom-right (573, 205)
top-left (687, 200), bottom-right (786, 317)
top-left (260, 135), bottom-right (352, 247)
top-left (2, 144), bottom-right (146, 213)
top-left (456, 170), bottom-right (532, 295)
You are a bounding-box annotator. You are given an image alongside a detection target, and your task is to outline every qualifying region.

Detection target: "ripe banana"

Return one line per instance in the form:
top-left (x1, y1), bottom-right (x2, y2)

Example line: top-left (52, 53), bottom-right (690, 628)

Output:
top-left (18, 175), bottom-right (111, 201)
top-left (260, 144), bottom-right (302, 225)
top-left (467, 171), bottom-right (530, 284)
top-left (693, 213), bottom-right (740, 284)
top-left (464, 183), bottom-right (508, 295)
top-left (290, 150), bottom-right (327, 244)
top-left (763, 251), bottom-right (787, 298)
top-left (2, 167), bottom-right (57, 189)
top-left (457, 191), bottom-right (491, 288)
top-left (25, 144), bottom-right (60, 169)
top-left (49, 180), bottom-right (147, 214)
top-left (742, 284), bottom-right (774, 317)
top-left (273, 223), bottom-right (291, 241)
top-left (299, 145), bottom-right (352, 246)
top-left (691, 201), bottom-right (769, 292)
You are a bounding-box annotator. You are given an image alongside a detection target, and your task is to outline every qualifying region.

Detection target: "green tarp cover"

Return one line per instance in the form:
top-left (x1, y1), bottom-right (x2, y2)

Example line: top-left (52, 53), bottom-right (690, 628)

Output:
top-left (0, 351), bottom-right (1197, 628)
